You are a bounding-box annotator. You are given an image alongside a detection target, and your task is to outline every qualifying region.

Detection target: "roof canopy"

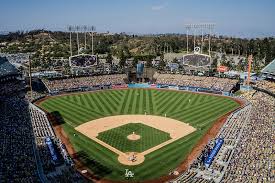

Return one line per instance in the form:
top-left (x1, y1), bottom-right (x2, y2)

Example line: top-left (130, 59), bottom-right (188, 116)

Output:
top-left (262, 59), bottom-right (275, 75)
top-left (0, 57), bottom-right (19, 78)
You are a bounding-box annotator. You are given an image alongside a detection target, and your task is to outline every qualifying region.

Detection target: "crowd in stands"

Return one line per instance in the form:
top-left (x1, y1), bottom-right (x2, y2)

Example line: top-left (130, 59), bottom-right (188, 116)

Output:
top-left (154, 73), bottom-right (238, 92)
top-left (0, 97), bottom-right (40, 182)
top-left (255, 80), bottom-right (275, 93)
top-left (30, 104), bottom-right (56, 175)
top-left (43, 74), bottom-right (127, 92)
top-left (223, 91), bottom-right (274, 183)
top-left (0, 61), bottom-right (84, 182)
top-left (172, 98), bottom-right (251, 183)
top-left (172, 88), bottom-right (274, 183)
top-left (30, 104), bottom-right (84, 182)
top-left (26, 91), bottom-right (46, 102)
top-left (0, 79), bottom-right (25, 96)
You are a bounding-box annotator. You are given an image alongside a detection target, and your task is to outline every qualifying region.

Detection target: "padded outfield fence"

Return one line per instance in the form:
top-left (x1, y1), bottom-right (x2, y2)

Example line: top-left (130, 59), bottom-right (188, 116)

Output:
top-left (46, 83), bottom-right (232, 97)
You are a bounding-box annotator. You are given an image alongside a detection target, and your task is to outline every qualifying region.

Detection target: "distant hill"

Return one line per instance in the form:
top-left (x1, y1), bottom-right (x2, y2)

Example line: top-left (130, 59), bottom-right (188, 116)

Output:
top-left (0, 30), bottom-right (274, 72)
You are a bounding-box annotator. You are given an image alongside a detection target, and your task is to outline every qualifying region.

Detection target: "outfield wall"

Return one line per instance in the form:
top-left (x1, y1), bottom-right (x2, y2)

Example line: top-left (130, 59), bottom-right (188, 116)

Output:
top-left (47, 83), bottom-right (232, 97)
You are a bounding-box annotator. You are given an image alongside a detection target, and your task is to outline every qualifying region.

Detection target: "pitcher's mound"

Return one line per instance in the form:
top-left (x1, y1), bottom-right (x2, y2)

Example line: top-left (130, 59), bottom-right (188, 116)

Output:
top-left (127, 132), bottom-right (141, 141)
top-left (118, 152), bottom-right (145, 166)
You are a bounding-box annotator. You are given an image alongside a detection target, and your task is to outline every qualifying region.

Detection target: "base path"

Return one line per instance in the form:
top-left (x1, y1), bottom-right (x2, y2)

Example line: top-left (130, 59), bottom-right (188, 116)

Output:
top-left (75, 115), bottom-right (196, 166)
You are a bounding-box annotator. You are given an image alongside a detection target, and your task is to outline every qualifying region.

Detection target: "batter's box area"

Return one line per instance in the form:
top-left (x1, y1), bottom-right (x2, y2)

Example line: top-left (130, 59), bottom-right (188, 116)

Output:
top-left (75, 115), bottom-right (196, 166)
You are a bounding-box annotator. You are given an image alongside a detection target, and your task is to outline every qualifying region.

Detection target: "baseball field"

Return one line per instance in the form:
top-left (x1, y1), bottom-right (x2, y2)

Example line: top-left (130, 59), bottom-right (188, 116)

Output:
top-left (39, 89), bottom-right (240, 182)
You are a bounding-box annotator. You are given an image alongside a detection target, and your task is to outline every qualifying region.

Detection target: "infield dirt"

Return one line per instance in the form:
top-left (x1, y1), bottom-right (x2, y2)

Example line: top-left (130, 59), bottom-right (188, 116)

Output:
top-left (75, 115), bottom-right (196, 166)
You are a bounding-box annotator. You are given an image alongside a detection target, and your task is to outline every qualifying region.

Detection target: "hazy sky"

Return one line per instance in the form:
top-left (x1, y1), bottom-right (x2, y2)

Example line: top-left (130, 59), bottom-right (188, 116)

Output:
top-left (0, 0), bottom-right (275, 37)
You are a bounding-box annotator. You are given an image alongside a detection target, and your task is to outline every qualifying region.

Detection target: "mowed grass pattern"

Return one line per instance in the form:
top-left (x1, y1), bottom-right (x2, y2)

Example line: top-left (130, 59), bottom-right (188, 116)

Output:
top-left (97, 123), bottom-right (171, 152)
top-left (40, 89), bottom-right (240, 181)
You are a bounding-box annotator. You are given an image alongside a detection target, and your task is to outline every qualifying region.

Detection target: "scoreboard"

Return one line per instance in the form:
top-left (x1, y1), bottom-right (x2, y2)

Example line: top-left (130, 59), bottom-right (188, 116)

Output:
top-left (69, 54), bottom-right (97, 68)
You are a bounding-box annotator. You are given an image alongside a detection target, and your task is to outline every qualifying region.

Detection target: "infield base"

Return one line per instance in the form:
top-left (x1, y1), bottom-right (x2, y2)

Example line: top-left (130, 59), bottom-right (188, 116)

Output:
top-left (118, 152), bottom-right (145, 165)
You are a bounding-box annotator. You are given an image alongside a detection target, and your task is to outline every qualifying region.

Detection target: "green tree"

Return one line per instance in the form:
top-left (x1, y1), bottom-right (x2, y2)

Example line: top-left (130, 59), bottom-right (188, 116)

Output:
top-left (172, 57), bottom-right (178, 63)
top-left (158, 54), bottom-right (166, 70)
top-left (211, 57), bottom-right (218, 69)
top-left (263, 38), bottom-right (272, 65)
top-left (106, 52), bottom-right (113, 64)
top-left (146, 59), bottom-right (152, 67)
top-left (133, 57), bottom-right (139, 66)
top-left (118, 50), bottom-right (126, 67)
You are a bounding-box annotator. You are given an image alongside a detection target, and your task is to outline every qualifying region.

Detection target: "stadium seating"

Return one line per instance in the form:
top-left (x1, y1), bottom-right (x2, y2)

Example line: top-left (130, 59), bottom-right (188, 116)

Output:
top-left (223, 91), bottom-right (274, 182)
top-left (255, 80), bottom-right (275, 94)
top-left (43, 74), bottom-right (127, 93)
top-left (154, 73), bottom-right (238, 92)
top-left (0, 97), bottom-right (40, 182)
top-left (171, 89), bottom-right (274, 183)
top-left (29, 104), bottom-right (83, 182)
top-left (170, 100), bottom-right (251, 182)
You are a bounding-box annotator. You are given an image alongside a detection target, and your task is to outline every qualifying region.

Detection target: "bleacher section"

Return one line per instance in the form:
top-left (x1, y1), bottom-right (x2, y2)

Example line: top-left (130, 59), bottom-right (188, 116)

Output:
top-left (154, 73), bottom-right (238, 92)
top-left (171, 90), bottom-right (274, 183)
top-left (0, 98), bottom-right (40, 182)
top-left (222, 91), bottom-right (274, 183)
top-left (30, 104), bottom-right (84, 182)
top-left (255, 80), bottom-right (275, 94)
top-left (43, 74), bottom-right (127, 93)
top-left (171, 101), bottom-right (251, 183)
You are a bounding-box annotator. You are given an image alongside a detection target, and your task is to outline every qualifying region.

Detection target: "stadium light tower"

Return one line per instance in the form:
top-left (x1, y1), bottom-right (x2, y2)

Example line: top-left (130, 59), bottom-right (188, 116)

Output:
top-left (29, 56), bottom-right (33, 100)
top-left (76, 25), bottom-right (80, 55)
top-left (68, 25), bottom-right (73, 56)
top-left (185, 24), bottom-right (191, 53)
top-left (208, 24), bottom-right (215, 56)
top-left (91, 26), bottom-right (96, 55)
top-left (83, 25), bottom-right (87, 50)
top-left (67, 25), bottom-right (96, 57)
top-left (193, 26), bottom-right (196, 50)
top-left (201, 25), bottom-right (204, 53)
top-left (185, 23), bottom-right (215, 55)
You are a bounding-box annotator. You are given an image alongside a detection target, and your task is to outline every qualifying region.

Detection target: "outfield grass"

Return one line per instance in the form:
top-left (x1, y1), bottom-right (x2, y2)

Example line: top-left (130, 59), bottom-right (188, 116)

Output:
top-left (97, 123), bottom-right (171, 152)
top-left (40, 89), bottom-right (240, 181)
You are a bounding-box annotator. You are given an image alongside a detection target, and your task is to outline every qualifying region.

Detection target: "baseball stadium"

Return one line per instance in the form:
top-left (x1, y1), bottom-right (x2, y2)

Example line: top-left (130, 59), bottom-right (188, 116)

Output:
top-left (1, 37), bottom-right (274, 182)
top-left (1, 44), bottom-right (274, 183)
top-left (1, 2), bottom-right (275, 182)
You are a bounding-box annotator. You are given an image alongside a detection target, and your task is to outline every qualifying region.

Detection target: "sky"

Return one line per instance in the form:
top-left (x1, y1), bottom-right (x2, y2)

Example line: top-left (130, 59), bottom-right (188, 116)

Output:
top-left (0, 0), bottom-right (275, 37)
